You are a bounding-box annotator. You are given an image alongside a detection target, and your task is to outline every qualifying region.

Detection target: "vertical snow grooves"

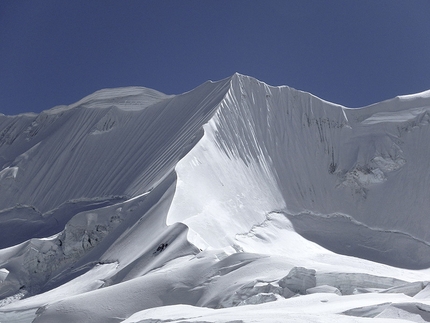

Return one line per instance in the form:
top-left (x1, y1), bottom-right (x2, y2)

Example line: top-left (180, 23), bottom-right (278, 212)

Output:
top-left (123, 78), bottom-right (233, 197)
top-left (168, 73), bottom-right (430, 258)
top-left (224, 75), bottom-right (430, 244)
top-left (166, 75), bottom-right (286, 249)
top-left (0, 78), bottom-right (232, 214)
top-left (0, 78), bottom-right (234, 302)
top-left (2, 75), bottom-right (430, 323)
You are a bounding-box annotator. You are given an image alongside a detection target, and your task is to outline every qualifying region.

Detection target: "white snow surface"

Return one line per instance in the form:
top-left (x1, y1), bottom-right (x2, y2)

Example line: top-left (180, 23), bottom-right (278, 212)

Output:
top-left (1, 73), bottom-right (430, 323)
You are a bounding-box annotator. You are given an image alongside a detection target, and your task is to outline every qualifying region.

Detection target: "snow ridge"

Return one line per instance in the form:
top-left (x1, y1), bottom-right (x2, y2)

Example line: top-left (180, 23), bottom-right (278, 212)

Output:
top-left (1, 74), bottom-right (430, 323)
top-left (168, 73), bottom-right (430, 258)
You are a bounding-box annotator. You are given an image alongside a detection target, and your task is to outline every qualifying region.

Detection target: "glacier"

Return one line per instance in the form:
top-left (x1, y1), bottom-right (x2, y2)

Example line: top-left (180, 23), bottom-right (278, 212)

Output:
top-left (0, 73), bottom-right (429, 323)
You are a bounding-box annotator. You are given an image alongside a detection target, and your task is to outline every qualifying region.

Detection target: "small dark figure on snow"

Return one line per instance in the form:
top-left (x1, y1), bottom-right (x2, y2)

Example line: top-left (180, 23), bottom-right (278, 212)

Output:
top-left (153, 242), bottom-right (169, 255)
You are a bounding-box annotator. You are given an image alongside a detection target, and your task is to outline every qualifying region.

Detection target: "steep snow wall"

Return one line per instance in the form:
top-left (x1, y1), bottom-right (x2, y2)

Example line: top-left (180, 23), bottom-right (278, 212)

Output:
top-left (3, 73), bottom-right (428, 256)
top-left (2, 74), bottom-right (430, 323)
top-left (0, 80), bottom-right (231, 215)
top-left (0, 78), bottom-right (233, 299)
top-left (167, 74), bottom-right (430, 265)
top-left (1, 73), bottom-right (430, 292)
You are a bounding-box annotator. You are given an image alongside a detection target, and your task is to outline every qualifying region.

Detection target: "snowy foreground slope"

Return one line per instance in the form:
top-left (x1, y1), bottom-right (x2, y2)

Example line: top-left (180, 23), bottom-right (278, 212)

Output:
top-left (1, 74), bottom-right (430, 323)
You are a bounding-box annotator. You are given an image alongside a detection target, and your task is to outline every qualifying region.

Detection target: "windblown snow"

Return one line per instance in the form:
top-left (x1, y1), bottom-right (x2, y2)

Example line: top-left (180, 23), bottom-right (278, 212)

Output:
top-left (1, 74), bottom-right (430, 323)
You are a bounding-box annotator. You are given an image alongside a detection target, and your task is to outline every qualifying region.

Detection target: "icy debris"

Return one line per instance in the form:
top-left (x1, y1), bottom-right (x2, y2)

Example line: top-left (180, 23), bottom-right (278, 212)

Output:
top-left (371, 156), bottom-right (406, 172)
top-left (375, 303), bottom-right (429, 322)
top-left (61, 206), bottom-right (126, 258)
top-left (281, 286), bottom-right (295, 298)
top-left (380, 281), bottom-right (428, 297)
top-left (342, 165), bottom-right (386, 188)
top-left (0, 292), bottom-right (27, 308)
top-left (341, 143), bottom-right (407, 195)
top-left (0, 198), bottom-right (129, 296)
top-left (316, 273), bottom-right (405, 295)
top-left (306, 285), bottom-right (342, 295)
top-left (278, 267), bottom-right (316, 295)
top-left (220, 281), bottom-right (283, 307)
top-left (237, 292), bottom-right (278, 306)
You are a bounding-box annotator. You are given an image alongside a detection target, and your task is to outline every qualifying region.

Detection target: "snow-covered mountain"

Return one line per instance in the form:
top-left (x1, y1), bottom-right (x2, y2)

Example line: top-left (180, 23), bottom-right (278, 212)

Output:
top-left (1, 74), bottom-right (430, 323)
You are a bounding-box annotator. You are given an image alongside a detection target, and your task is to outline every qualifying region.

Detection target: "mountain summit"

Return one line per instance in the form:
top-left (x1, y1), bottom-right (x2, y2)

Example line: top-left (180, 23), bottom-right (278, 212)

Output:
top-left (1, 74), bottom-right (430, 323)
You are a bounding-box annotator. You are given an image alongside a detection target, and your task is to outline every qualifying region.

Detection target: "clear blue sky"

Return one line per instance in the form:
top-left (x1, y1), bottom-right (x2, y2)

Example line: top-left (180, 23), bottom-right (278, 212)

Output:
top-left (1, 0), bottom-right (430, 115)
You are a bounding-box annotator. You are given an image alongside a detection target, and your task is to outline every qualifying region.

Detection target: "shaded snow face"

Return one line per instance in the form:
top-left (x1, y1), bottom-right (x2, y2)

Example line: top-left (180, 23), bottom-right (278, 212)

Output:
top-left (1, 74), bottom-right (430, 323)
top-left (0, 79), bottom-right (231, 214)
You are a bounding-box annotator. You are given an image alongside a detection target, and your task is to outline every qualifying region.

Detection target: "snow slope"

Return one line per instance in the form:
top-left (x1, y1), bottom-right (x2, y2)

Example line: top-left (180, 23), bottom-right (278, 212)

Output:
top-left (1, 74), bottom-right (430, 323)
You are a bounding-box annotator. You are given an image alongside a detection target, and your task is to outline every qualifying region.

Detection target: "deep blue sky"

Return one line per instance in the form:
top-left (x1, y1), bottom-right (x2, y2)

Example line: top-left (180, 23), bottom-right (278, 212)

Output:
top-left (1, 1), bottom-right (430, 115)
